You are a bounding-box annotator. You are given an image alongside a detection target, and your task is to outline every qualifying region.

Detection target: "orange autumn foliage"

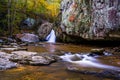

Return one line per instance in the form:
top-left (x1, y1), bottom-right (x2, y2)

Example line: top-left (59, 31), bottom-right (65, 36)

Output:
top-left (69, 14), bottom-right (75, 22)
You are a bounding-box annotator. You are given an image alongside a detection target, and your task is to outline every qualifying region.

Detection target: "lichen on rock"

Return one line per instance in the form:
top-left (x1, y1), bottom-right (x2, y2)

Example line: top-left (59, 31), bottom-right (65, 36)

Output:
top-left (60, 0), bottom-right (120, 40)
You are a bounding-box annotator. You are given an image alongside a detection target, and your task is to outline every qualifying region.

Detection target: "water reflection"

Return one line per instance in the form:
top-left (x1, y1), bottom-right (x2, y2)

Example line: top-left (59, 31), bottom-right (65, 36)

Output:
top-left (0, 43), bottom-right (119, 80)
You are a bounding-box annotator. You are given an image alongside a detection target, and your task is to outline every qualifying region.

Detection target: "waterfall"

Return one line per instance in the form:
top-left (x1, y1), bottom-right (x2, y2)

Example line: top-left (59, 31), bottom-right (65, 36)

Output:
top-left (46, 29), bottom-right (56, 43)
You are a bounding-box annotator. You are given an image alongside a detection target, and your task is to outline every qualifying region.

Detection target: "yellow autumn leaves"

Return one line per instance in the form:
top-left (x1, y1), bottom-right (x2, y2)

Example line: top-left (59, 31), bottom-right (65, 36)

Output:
top-left (47, 0), bottom-right (60, 16)
top-left (27, 0), bottom-right (60, 17)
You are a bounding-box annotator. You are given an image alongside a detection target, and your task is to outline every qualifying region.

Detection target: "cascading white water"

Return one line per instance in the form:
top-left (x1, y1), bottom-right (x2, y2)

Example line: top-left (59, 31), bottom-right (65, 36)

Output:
top-left (60, 53), bottom-right (120, 70)
top-left (46, 29), bottom-right (56, 43)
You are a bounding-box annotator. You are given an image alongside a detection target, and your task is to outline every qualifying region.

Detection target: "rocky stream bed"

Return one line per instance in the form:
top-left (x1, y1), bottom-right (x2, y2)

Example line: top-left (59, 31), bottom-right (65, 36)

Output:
top-left (0, 42), bottom-right (120, 80)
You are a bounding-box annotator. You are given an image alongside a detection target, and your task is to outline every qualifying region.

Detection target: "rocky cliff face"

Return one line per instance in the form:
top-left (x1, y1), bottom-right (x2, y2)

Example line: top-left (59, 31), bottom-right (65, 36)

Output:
top-left (60, 0), bottom-right (120, 40)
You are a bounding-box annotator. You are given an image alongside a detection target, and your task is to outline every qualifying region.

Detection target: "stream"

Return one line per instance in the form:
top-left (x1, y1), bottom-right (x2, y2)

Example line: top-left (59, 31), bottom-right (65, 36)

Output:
top-left (0, 43), bottom-right (120, 80)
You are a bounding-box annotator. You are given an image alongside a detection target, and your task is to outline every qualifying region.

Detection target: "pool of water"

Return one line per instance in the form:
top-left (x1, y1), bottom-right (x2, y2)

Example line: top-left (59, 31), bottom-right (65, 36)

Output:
top-left (0, 43), bottom-right (120, 80)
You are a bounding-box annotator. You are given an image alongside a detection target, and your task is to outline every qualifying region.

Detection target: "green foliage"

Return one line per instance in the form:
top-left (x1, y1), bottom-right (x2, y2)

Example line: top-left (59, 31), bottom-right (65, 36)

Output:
top-left (0, 0), bottom-right (60, 36)
top-left (0, 0), bottom-right (8, 36)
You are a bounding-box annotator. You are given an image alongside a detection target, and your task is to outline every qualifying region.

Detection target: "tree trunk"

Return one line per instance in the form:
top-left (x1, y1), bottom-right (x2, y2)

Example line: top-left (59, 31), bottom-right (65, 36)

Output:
top-left (7, 0), bottom-right (11, 36)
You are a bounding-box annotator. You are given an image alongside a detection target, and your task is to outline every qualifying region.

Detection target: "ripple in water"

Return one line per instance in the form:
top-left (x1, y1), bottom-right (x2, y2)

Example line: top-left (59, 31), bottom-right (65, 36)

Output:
top-left (60, 53), bottom-right (120, 71)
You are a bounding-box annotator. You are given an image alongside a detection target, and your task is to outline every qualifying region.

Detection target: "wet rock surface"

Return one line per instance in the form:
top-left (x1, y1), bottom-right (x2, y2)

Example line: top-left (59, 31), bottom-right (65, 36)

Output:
top-left (10, 51), bottom-right (37, 63)
top-left (0, 58), bottom-right (17, 70)
top-left (89, 48), bottom-right (105, 56)
top-left (105, 46), bottom-right (120, 56)
top-left (1, 48), bottom-right (19, 51)
top-left (60, 51), bottom-right (120, 79)
top-left (0, 43), bottom-right (28, 52)
top-left (67, 65), bottom-right (120, 80)
top-left (30, 54), bottom-right (57, 65)
top-left (0, 52), bottom-right (18, 70)
top-left (10, 51), bottom-right (58, 65)
top-left (0, 47), bottom-right (59, 70)
top-left (0, 43), bottom-right (120, 80)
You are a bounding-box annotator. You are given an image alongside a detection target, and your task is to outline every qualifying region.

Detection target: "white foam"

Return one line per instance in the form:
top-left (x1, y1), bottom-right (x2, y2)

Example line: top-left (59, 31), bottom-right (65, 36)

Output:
top-left (46, 29), bottom-right (56, 43)
top-left (60, 53), bottom-right (120, 70)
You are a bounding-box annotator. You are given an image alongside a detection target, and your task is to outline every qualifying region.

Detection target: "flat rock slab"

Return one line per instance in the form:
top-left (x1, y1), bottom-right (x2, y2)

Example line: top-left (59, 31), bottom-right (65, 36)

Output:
top-left (0, 52), bottom-right (18, 70)
top-left (10, 51), bottom-right (58, 65)
top-left (0, 58), bottom-right (17, 70)
top-left (0, 48), bottom-right (18, 51)
top-left (10, 51), bottom-right (37, 62)
top-left (11, 51), bottom-right (37, 56)
top-left (0, 50), bottom-right (58, 70)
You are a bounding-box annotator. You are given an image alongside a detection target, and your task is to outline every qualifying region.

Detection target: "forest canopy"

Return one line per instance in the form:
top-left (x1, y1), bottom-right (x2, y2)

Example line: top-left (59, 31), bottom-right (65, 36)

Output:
top-left (0, 0), bottom-right (60, 36)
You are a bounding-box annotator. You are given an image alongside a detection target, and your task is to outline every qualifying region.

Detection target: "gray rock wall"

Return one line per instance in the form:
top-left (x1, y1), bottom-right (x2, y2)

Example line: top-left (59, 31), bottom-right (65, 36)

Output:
top-left (60, 0), bottom-right (120, 40)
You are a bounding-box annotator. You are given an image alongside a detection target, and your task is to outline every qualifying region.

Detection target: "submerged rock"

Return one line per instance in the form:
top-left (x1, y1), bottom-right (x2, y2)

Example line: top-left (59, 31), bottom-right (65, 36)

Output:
top-left (112, 47), bottom-right (120, 52)
top-left (66, 63), bottom-right (120, 79)
top-left (90, 48), bottom-right (105, 56)
top-left (60, 53), bottom-right (120, 79)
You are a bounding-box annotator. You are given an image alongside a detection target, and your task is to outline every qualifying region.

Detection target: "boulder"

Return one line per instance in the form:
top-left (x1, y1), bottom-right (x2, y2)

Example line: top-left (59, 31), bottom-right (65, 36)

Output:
top-left (10, 51), bottom-right (37, 63)
top-left (37, 22), bottom-right (53, 40)
top-left (30, 56), bottom-right (50, 65)
top-left (90, 48), bottom-right (105, 56)
top-left (16, 33), bottom-right (39, 43)
top-left (10, 51), bottom-right (57, 65)
top-left (60, 0), bottom-right (120, 41)
top-left (0, 58), bottom-right (17, 70)
top-left (0, 52), bottom-right (17, 70)
top-left (21, 18), bottom-right (35, 29)
top-left (29, 53), bottom-right (58, 65)
top-left (0, 52), bottom-right (12, 60)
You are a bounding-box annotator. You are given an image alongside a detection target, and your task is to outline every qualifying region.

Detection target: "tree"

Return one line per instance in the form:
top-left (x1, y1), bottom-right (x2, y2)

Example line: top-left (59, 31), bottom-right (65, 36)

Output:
top-left (0, 0), bottom-right (8, 36)
top-left (0, 0), bottom-right (60, 36)
top-left (7, 0), bottom-right (12, 36)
